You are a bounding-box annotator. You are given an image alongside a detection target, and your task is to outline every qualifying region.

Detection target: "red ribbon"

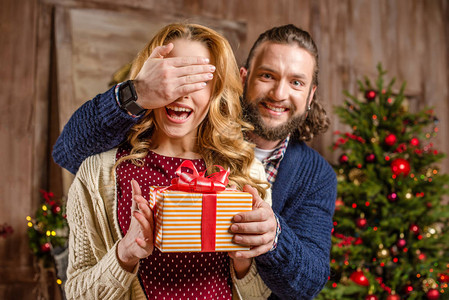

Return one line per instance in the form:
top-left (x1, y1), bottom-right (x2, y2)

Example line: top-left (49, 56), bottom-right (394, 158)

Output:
top-left (165, 161), bottom-right (230, 251)
top-left (170, 160), bottom-right (229, 193)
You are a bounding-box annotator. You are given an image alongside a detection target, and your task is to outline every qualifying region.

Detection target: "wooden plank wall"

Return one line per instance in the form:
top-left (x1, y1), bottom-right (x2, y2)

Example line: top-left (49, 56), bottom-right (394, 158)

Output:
top-left (0, 0), bottom-right (447, 299)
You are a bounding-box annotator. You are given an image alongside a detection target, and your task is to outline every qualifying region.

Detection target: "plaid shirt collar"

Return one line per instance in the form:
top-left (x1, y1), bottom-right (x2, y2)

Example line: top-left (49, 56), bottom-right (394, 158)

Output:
top-left (260, 135), bottom-right (290, 185)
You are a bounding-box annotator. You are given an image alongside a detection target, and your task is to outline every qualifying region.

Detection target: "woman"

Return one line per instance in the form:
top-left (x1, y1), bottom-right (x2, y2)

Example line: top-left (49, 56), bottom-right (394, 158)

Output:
top-left (65, 23), bottom-right (271, 299)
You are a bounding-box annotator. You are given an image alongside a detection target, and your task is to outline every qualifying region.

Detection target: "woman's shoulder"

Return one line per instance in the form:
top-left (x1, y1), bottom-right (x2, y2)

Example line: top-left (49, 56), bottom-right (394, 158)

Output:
top-left (76, 148), bottom-right (118, 182)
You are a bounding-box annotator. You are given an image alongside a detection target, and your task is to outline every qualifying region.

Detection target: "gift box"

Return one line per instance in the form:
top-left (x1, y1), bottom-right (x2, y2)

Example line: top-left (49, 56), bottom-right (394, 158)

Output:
top-left (149, 161), bottom-right (253, 252)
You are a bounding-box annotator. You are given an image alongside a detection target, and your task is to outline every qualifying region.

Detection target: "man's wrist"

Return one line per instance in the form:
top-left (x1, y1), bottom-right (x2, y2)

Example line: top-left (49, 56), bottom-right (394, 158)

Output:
top-left (115, 81), bottom-right (146, 118)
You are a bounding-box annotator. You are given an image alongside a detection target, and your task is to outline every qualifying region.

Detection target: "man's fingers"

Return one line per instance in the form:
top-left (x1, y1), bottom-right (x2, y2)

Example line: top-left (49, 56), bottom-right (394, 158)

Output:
top-left (231, 219), bottom-right (274, 235)
top-left (171, 56), bottom-right (210, 67)
top-left (233, 231), bottom-right (273, 246)
top-left (178, 73), bottom-right (213, 85)
top-left (230, 245), bottom-right (272, 259)
top-left (243, 184), bottom-right (265, 208)
top-left (233, 205), bottom-right (272, 224)
top-left (173, 82), bottom-right (208, 97)
top-left (149, 43), bottom-right (174, 59)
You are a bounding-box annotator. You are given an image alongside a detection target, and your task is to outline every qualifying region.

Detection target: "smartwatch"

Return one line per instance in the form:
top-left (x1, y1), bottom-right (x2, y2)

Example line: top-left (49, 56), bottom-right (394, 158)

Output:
top-left (118, 80), bottom-right (146, 116)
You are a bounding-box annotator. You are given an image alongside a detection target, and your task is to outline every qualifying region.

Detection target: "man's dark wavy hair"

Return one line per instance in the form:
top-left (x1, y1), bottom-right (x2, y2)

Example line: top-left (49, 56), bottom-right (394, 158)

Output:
top-left (244, 24), bottom-right (330, 142)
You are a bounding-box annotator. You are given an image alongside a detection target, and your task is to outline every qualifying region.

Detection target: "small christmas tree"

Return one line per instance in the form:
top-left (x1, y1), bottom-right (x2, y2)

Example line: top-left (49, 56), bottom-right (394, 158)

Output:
top-left (27, 190), bottom-right (68, 266)
top-left (318, 64), bottom-right (449, 300)
top-left (27, 190), bottom-right (69, 299)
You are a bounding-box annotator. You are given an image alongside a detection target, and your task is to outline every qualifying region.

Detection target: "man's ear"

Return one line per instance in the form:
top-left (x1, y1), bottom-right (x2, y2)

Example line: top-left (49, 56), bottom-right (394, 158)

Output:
top-left (308, 85), bottom-right (317, 106)
top-left (239, 67), bottom-right (248, 85)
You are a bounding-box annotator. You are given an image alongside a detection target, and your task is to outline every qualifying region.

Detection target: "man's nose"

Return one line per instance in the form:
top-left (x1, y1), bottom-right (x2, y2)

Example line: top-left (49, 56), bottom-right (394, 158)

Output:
top-left (270, 80), bottom-right (288, 101)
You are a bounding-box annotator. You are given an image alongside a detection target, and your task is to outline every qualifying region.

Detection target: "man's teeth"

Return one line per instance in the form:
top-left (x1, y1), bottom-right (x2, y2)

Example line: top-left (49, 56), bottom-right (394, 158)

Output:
top-left (265, 103), bottom-right (286, 112)
top-left (166, 105), bottom-right (192, 112)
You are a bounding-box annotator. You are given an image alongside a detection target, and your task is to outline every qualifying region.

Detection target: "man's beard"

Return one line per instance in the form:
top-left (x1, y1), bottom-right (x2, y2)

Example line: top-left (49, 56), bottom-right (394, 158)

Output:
top-left (241, 86), bottom-right (308, 142)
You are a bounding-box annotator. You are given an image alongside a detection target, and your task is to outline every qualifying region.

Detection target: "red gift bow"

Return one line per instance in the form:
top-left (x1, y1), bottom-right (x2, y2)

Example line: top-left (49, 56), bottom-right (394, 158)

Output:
top-left (169, 160), bottom-right (230, 193)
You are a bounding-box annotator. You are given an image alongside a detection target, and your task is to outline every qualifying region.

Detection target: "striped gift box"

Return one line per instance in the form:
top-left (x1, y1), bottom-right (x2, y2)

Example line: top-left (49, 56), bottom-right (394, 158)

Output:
top-left (149, 187), bottom-right (252, 252)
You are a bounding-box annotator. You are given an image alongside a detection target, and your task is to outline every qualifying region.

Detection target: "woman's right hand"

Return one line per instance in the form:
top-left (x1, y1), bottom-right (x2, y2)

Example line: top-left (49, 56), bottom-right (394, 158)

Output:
top-left (117, 179), bottom-right (154, 272)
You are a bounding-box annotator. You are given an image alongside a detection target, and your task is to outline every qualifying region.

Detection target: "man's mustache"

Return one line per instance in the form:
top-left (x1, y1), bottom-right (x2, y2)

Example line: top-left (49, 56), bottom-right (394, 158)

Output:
top-left (252, 97), bottom-right (296, 112)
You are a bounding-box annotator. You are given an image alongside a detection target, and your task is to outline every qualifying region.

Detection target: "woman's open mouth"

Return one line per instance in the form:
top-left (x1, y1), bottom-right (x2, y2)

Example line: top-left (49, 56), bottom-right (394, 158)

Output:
top-left (165, 105), bottom-right (193, 121)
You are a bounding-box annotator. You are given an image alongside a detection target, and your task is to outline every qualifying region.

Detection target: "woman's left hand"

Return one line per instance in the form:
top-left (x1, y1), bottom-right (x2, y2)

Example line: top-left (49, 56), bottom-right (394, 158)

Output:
top-left (117, 179), bottom-right (154, 272)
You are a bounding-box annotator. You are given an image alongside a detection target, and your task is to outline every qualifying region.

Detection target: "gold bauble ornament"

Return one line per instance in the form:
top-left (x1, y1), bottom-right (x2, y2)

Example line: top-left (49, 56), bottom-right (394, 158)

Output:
top-left (422, 278), bottom-right (438, 292)
top-left (348, 168), bottom-right (367, 186)
top-left (423, 224), bottom-right (441, 239)
top-left (36, 222), bottom-right (45, 233)
top-left (377, 248), bottom-right (389, 259)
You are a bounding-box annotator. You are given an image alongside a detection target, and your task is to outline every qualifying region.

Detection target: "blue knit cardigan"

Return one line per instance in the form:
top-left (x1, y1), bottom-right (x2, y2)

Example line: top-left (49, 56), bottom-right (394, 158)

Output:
top-left (52, 86), bottom-right (337, 299)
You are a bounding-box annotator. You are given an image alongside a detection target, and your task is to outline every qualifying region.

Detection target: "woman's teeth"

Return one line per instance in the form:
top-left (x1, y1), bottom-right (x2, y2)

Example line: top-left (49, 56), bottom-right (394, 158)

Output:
top-left (166, 105), bottom-right (192, 120)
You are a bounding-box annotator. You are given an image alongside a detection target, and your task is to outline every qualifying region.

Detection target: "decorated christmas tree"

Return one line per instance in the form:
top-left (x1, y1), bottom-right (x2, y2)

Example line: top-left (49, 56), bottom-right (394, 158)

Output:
top-left (27, 189), bottom-right (69, 289)
top-left (318, 64), bottom-right (449, 300)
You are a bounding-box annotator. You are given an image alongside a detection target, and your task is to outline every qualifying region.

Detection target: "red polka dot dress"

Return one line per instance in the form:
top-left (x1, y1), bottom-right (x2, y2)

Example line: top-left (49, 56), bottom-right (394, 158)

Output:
top-left (116, 147), bottom-right (232, 300)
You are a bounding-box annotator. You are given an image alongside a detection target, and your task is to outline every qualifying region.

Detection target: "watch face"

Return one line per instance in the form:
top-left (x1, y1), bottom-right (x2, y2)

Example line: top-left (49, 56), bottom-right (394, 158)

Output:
top-left (120, 83), bottom-right (134, 104)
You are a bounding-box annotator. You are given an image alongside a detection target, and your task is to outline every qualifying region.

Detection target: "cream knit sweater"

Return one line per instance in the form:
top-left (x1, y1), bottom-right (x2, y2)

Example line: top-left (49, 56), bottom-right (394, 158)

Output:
top-left (65, 148), bottom-right (272, 300)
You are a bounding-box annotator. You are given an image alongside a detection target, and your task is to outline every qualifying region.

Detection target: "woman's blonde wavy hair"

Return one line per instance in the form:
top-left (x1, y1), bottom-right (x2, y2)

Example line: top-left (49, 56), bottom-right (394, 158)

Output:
top-left (115, 23), bottom-right (268, 198)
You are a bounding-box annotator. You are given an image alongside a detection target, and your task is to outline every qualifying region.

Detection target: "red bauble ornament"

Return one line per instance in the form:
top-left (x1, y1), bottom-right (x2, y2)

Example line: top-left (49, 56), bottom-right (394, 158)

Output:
top-left (365, 90), bottom-right (377, 101)
top-left (335, 199), bottom-right (344, 210)
top-left (365, 295), bottom-right (378, 300)
top-left (387, 192), bottom-right (398, 202)
top-left (40, 242), bottom-right (51, 253)
top-left (386, 294), bottom-right (401, 300)
top-left (439, 273), bottom-right (449, 283)
top-left (390, 158), bottom-right (411, 176)
top-left (426, 288), bottom-right (440, 300)
top-left (339, 154), bottom-right (349, 164)
top-left (350, 271), bottom-right (370, 286)
top-left (396, 238), bottom-right (407, 248)
top-left (385, 134), bottom-right (398, 146)
top-left (52, 205), bottom-right (61, 214)
top-left (365, 153), bottom-right (376, 163)
top-left (356, 218), bottom-right (368, 229)
top-left (403, 284), bottom-right (413, 294)
top-left (409, 224), bottom-right (420, 234)
top-left (410, 138), bottom-right (420, 146)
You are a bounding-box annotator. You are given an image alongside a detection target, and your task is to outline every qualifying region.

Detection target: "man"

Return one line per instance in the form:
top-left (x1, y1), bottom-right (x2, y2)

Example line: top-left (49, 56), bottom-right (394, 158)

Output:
top-left (53, 24), bottom-right (336, 299)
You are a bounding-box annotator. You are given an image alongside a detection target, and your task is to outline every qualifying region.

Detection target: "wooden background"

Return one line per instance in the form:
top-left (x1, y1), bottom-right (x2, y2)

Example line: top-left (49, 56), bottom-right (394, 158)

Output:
top-left (1, 0), bottom-right (448, 298)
